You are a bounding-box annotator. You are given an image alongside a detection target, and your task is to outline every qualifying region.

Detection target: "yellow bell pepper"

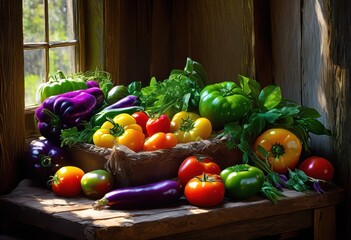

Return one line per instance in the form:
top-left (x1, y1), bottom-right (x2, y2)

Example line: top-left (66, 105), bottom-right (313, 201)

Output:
top-left (170, 111), bottom-right (212, 143)
top-left (93, 113), bottom-right (145, 151)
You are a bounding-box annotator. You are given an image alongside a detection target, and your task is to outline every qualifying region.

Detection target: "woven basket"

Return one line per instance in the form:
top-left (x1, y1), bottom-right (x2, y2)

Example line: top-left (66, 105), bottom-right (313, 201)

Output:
top-left (67, 137), bottom-right (241, 187)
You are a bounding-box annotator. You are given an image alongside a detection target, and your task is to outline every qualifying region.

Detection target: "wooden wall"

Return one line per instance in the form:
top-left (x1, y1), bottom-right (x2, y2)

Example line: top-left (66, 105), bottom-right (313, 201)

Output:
top-left (103, 0), bottom-right (255, 86)
top-left (0, 0), bottom-right (25, 194)
top-left (270, 0), bottom-right (351, 238)
top-left (0, 0), bottom-right (350, 238)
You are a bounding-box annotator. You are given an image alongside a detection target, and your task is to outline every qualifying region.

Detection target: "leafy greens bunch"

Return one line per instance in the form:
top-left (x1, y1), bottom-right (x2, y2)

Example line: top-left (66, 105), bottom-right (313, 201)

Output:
top-left (220, 75), bottom-right (332, 202)
top-left (139, 58), bottom-right (207, 118)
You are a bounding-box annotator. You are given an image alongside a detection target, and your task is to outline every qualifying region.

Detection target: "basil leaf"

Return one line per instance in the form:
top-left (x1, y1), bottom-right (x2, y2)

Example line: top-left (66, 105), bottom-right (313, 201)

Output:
top-left (238, 74), bottom-right (261, 100)
top-left (296, 118), bottom-right (332, 135)
top-left (258, 85), bottom-right (282, 110)
top-left (298, 106), bottom-right (321, 118)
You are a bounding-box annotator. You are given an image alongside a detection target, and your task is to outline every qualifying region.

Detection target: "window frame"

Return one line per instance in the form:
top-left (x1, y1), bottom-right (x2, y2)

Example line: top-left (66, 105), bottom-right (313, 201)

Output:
top-left (24, 0), bottom-right (85, 136)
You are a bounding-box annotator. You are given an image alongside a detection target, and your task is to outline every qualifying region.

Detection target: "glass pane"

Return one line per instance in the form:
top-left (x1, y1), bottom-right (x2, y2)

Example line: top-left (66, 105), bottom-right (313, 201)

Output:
top-left (23, 0), bottom-right (45, 42)
top-left (48, 0), bottom-right (76, 42)
top-left (49, 46), bottom-right (77, 76)
top-left (24, 49), bottom-right (46, 106)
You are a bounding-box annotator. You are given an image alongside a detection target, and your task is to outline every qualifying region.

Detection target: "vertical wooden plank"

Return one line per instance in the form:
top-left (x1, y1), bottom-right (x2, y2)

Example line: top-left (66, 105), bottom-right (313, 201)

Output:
top-left (106, 0), bottom-right (153, 85)
top-left (188, 0), bottom-right (255, 84)
top-left (84, 0), bottom-right (104, 71)
top-left (327, 0), bottom-right (351, 239)
top-left (314, 206), bottom-right (336, 240)
top-left (104, 0), bottom-right (121, 84)
top-left (253, 0), bottom-right (273, 87)
top-left (270, 0), bottom-right (301, 103)
top-left (301, 0), bottom-right (334, 155)
top-left (172, 0), bottom-right (190, 68)
top-left (0, 0), bottom-right (25, 194)
top-left (150, 0), bottom-right (174, 80)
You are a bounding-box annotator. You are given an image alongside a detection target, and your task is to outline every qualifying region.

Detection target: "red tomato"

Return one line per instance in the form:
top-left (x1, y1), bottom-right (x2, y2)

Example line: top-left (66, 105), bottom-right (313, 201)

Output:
top-left (146, 114), bottom-right (171, 137)
top-left (184, 173), bottom-right (225, 207)
top-left (143, 132), bottom-right (178, 151)
top-left (132, 111), bottom-right (149, 135)
top-left (178, 155), bottom-right (221, 187)
top-left (51, 166), bottom-right (85, 197)
top-left (298, 156), bottom-right (334, 181)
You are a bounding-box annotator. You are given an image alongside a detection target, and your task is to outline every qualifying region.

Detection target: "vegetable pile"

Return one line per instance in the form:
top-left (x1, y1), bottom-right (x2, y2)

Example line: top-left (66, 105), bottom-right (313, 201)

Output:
top-left (25, 58), bottom-right (336, 209)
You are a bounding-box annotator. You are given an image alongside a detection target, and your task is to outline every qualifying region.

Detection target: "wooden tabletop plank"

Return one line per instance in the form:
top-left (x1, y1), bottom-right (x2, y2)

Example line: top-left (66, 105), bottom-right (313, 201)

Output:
top-left (0, 179), bottom-right (344, 240)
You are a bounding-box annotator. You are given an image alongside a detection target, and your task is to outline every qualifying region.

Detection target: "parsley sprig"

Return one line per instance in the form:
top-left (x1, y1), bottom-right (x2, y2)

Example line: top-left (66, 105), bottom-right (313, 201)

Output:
top-left (139, 58), bottom-right (207, 117)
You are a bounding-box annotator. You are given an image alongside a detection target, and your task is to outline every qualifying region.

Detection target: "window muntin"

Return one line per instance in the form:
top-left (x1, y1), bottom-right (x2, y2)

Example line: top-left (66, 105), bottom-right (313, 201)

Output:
top-left (23, 0), bottom-right (79, 107)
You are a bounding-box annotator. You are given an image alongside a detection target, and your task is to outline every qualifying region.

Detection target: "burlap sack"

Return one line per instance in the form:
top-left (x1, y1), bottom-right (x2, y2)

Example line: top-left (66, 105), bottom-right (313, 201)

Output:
top-left (67, 137), bottom-right (241, 188)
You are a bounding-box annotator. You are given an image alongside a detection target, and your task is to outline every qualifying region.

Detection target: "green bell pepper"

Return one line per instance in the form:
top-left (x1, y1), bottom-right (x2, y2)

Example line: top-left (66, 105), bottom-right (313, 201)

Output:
top-left (198, 81), bottom-right (252, 130)
top-left (220, 164), bottom-right (265, 200)
top-left (36, 70), bottom-right (87, 103)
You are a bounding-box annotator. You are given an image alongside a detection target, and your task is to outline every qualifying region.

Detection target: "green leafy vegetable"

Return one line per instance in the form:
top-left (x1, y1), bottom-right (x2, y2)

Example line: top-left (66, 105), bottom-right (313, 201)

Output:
top-left (139, 58), bottom-right (206, 117)
top-left (60, 122), bottom-right (99, 147)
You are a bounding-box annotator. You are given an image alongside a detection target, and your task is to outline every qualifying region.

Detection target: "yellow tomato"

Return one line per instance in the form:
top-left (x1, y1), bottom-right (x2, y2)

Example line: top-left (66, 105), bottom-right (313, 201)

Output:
top-left (170, 111), bottom-right (212, 143)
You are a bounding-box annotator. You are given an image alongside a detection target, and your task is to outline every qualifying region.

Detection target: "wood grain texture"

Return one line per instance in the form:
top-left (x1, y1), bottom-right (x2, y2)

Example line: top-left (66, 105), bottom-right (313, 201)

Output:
top-left (188, 0), bottom-right (255, 83)
top-left (0, 179), bottom-right (344, 240)
top-left (269, 1), bottom-right (351, 238)
top-left (314, 206), bottom-right (336, 240)
top-left (0, 0), bottom-right (25, 194)
top-left (270, 0), bottom-right (302, 103)
top-left (84, 0), bottom-right (104, 71)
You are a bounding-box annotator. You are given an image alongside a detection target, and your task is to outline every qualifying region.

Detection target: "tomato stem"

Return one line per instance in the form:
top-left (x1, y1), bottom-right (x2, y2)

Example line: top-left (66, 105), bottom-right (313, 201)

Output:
top-left (270, 143), bottom-right (285, 159)
top-left (179, 116), bottom-right (195, 132)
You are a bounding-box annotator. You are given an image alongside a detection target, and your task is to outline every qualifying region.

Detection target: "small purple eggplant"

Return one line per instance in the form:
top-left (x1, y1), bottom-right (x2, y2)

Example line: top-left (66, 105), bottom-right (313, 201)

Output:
top-left (24, 138), bottom-right (68, 186)
top-left (86, 80), bottom-right (100, 88)
top-left (93, 179), bottom-right (182, 210)
top-left (103, 95), bottom-right (140, 111)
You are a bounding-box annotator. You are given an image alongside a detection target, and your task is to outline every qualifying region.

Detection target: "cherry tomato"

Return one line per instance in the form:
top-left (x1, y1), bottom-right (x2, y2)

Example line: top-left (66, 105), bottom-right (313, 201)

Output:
top-left (132, 111), bottom-right (149, 135)
top-left (143, 132), bottom-right (178, 151)
top-left (51, 166), bottom-right (85, 197)
top-left (146, 114), bottom-right (171, 136)
top-left (81, 169), bottom-right (114, 199)
top-left (298, 156), bottom-right (334, 181)
top-left (184, 173), bottom-right (225, 207)
top-left (253, 128), bottom-right (302, 174)
top-left (178, 155), bottom-right (221, 187)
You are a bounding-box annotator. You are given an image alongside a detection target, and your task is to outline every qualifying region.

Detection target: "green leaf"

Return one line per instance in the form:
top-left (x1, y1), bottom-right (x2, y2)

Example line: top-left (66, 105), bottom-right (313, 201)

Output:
top-left (257, 144), bottom-right (269, 159)
top-left (296, 118), bottom-right (332, 136)
top-left (263, 109), bottom-right (283, 123)
top-left (260, 181), bottom-right (286, 204)
top-left (258, 85), bottom-right (282, 110)
top-left (238, 74), bottom-right (261, 100)
top-left (298, 106), bottom-right (322, 118)
top-left (184, 57), bottom-right (194, 74)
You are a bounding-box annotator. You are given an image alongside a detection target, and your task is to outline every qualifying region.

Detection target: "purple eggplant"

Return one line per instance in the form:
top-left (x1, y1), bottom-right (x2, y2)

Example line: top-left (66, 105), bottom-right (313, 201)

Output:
top-left (86, 80), bottom-right (100, 88)
top-left (93, 179), bottom-right (182, 209)
top-left (35, 87), bottom-right (104, 145)
top-left (103, 95), bottom-right (140, 110)
top-left (24, 138), bottom-right (68, 186)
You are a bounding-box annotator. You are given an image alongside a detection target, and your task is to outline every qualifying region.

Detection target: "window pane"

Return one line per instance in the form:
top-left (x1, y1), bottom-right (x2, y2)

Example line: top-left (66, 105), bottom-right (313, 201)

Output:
top-left (23, 0), bottom-right (45, 42)
top-left (24, 49), bottom-right (46, 106)
top-left (49, 46), bottom-right (77, 76)
top-left (48, 0), bottom-right (76, 42)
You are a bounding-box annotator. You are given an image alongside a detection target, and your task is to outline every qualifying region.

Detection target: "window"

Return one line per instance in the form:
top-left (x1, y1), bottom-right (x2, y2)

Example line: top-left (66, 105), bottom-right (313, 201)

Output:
top-left (23, 0), bottom-right (80, 108)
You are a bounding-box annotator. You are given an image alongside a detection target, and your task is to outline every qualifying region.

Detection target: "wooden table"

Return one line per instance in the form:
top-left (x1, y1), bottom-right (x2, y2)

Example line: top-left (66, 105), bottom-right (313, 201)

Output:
top-left (0, 179), bottom-right (344, 240)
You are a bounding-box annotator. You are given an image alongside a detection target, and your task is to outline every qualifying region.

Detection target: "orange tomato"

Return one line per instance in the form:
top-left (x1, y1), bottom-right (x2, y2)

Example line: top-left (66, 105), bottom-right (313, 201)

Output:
top-left (143, 132), bottom-right (178, 151)
top-left (253, 128), bottom-right (302, 174)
